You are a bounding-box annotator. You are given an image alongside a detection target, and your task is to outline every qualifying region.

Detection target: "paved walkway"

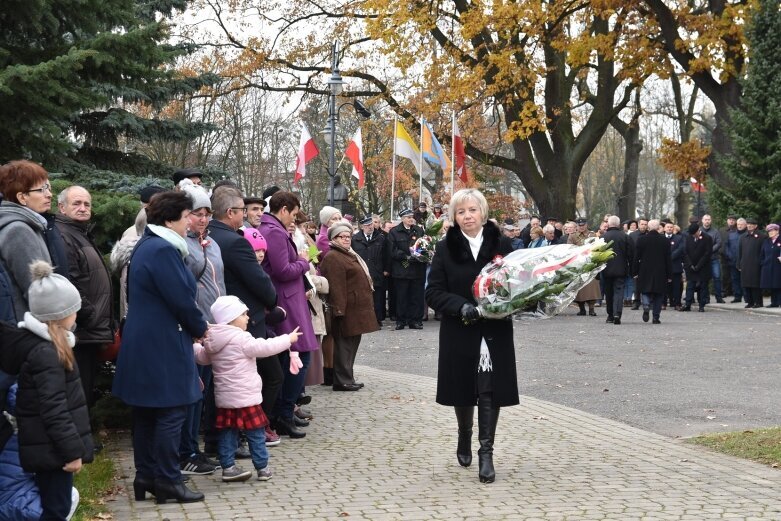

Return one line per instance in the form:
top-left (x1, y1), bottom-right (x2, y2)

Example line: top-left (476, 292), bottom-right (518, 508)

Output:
top-left (107, 366), bottom-right (781, 520)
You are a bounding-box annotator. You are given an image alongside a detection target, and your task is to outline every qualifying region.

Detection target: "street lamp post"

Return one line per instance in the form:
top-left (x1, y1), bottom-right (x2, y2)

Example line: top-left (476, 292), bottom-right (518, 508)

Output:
top-left (323, 41), bottom-right (371, 208)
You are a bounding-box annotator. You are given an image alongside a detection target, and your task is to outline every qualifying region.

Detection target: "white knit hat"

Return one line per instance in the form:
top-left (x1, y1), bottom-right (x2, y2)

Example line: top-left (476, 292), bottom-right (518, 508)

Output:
top-left (210, 295), bottom-right (248, 325)
top-left (27, 261), bottom-right (82, 321)
top-left (319, 206), bottom-right (340, 226)
top-left (179, 178), bottom-right (211, 211)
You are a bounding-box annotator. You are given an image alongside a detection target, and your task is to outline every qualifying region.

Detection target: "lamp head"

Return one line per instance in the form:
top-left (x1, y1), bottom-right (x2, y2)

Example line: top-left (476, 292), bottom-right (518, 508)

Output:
top-left (353, 99), bottom-right (371, 119)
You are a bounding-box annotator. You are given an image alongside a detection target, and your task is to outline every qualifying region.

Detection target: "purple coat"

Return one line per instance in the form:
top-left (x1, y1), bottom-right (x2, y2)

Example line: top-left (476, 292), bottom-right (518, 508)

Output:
top-left (316, 224), bottom-right (331, 255)
top-left (260, 214), bottom-right (318, 351)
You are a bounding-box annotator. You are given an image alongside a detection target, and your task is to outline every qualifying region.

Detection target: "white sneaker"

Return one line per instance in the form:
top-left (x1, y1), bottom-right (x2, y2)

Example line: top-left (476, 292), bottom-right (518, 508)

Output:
top-left (66, 487), bottom-right (79, 520)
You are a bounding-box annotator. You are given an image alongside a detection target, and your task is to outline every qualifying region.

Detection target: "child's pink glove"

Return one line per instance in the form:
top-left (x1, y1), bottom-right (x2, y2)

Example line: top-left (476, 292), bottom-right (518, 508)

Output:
top-left (289, 351), bottom-right (303, 375)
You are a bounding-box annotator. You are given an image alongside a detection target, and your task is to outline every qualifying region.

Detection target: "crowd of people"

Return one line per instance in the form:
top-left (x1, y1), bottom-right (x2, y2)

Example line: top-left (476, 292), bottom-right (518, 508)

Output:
top-left (0, 158), bottom-right (780, 513)
top-left (499, 213), bottom-right (781, 322)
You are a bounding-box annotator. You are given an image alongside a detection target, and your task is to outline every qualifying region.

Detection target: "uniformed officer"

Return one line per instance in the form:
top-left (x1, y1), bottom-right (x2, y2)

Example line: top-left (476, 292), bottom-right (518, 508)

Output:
top-left (387, 208), bottom-right (426, 329)
top-left (352, 215), bottom-right (389, 325)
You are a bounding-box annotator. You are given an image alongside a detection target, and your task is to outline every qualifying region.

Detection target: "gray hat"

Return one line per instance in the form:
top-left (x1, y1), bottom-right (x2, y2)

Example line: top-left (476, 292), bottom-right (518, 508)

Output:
top-left (328, 220), bottom-right (353, 241)
top-left (28, 261), bottom-right (81, 322)
top-left (179, 179), bottom-right (211, 211)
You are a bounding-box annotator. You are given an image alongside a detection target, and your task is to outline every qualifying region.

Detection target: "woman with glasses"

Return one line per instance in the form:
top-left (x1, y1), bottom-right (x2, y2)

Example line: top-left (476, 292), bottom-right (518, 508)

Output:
top-left (113, 191), bottom-right (209, 504)
top-left (318, 221), bottom-right (379, 392)
top-left (0, 160), bottom-right (61, 320)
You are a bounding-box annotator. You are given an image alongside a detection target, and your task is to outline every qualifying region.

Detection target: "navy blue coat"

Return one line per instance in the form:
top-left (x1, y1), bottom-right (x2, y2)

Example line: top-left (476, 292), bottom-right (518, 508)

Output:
top-left (667, 233), bottom-right (685, 274)
top-left (760, 236), bottom-right (781, 289)
top-left (112, 230), bottom-right (208, 408)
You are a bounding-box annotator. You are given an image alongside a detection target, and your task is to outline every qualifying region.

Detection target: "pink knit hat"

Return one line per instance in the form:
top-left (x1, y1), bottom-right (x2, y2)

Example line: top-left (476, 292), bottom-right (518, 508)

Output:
top-left (242, 228), bottom-right (267, 251)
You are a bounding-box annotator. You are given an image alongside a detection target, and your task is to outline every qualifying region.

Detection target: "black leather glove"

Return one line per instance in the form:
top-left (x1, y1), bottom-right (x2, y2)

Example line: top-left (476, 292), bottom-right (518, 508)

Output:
top-left (460, 303), bottom-right (481, 321)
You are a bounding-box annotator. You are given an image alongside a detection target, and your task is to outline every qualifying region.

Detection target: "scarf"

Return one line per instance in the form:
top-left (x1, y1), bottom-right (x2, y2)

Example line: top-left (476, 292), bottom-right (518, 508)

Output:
top-left (19, 312), bottom-right (76, 348)
top-left (330, 242), bottom-right (374, 291)
top-left (459, 228), bottom-right (492, 372)
top-left (148, 223), bottom-right (189, 258)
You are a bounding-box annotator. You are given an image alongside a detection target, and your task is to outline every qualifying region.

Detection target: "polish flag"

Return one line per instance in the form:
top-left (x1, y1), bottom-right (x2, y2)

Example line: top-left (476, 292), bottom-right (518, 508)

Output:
top-left (345, 127), bottom-right (365, 188)
top-left (453, 120), bottom-right (469, 183)
top-left (294, 123), bottom-right (319, 185)
top-left (690, 176), bottom-right (707, 192)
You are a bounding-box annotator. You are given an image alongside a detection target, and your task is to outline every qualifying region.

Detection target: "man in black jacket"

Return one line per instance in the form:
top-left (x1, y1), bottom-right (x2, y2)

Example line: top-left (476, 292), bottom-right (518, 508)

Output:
top-left (737, 217), bottom-right (766, 308)
top-left (387, 209), bottom-right (426, 329)
top-left (662, 220), bottom-right (686, 310)
top-left (352, 215), bottom-right (388, 325)
top-left (682, 223), bottom-right (713, 312)
top-left (55, 186), bottom-right (113, 410)
top-left (634, 219), bottom-right (672, 323)
top-left (207, 188), bottom-right (283, 426)
top-left (601, 216), bottom-right (633, 324)
top-left (628, 217), bottom-right (649, 309)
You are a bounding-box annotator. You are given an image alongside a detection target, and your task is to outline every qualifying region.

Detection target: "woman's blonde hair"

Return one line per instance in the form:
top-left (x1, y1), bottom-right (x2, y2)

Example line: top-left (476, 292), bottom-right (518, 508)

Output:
top-left (448, 189), bottom-right (489, 225)
top-left (46, 321), bottom-right (75, 371)
top-left (530, 226), bottom-right (544, 238)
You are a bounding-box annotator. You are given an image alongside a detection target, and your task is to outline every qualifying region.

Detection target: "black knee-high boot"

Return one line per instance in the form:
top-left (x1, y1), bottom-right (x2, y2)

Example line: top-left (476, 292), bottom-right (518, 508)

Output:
top-left (477, 394), bottom-right (499, 483)
top-left (454, 406), bottom-right (474, 467)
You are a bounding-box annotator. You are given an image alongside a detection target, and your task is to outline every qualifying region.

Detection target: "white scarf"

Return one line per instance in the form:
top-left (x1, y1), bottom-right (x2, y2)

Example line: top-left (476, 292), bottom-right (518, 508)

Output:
top-left (18, 312), bottom-right (76, 348)
top-left (148, 224), bottom-right (189, 258)
top-left (460, 227), bottom-right (492, 372)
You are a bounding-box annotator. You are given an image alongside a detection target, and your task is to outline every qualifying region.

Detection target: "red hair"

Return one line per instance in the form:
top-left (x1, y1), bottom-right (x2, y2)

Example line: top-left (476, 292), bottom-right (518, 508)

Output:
top-left (0, 160), bottom-right (48, 204)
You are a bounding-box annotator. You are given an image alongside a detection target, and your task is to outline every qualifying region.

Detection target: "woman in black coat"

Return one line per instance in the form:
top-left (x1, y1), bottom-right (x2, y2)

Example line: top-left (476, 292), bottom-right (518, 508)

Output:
top-left (425, 189), bottom-right (518, 484)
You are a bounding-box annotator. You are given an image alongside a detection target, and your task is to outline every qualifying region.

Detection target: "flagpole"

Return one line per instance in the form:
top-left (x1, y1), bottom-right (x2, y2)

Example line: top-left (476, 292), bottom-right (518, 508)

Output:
top-left (391, 116), bottom-right (397, 219)
top-left (419, 116), bottom-right (424, 204)
top-left (451, 111), bottom-right (456, 196)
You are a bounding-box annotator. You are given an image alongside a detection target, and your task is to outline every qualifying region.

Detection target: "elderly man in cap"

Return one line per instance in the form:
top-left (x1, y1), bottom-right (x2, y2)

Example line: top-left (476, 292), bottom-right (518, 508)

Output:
top-left (242, 196), bottom-right (265, 230)
top-left (173, 167), bottom-right (204, 186)
top-left (387, 208), bottom-right (426, 329)
top-left (352, 215), bottom-right (388, 325)
top-left (738, 217), bottom-right (766, 308)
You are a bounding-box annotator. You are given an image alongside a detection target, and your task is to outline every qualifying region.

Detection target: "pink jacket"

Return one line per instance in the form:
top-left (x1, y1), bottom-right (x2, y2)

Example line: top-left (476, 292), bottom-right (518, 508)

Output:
top-left (193, 324), bottom-right (290, 409)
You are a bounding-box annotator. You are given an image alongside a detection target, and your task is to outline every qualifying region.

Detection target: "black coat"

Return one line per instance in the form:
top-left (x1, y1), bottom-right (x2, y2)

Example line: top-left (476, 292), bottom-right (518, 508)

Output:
top-left (55, 215), bottom-right (114, 344)
top-left (0, 323), bottom-right (93, 473)
top-left (208, 220), bottom-right (277, 338)
top-left (425, 222), bottom-right (519, 408)
top-left (683, 233), bottom-right (713, 282)
top-left (667, 233), bottom-right (686, 274)
top-left (387, 223), bottom-right (426, 280)
top-left (352, 231), bottom-right (388, 288)
top-left (633, 230), bottom-right (672, 294)
top-left (601, 228), bottom-right (633, 278)
top-left (738, 230), bottom-right (766, 287)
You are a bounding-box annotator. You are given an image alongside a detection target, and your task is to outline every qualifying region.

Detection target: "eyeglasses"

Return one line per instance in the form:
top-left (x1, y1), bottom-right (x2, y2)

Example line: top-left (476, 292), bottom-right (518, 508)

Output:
top-left (27, 183), bottom-right (51, 194)
top-left (229, 207), bottom-right (247, 214)
top-left (335, 234), bottom-right (352, 240)
top-left (192, 211), bottom-right (211, 219)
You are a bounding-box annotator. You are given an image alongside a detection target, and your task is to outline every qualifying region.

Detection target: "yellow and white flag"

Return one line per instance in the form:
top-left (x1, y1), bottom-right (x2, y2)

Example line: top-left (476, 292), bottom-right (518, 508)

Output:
top-left (394, 121), bottom-right (433, 178)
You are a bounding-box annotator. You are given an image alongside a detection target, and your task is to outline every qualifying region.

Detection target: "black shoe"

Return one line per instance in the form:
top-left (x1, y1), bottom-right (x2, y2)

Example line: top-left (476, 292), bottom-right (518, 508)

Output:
top-left (408, 323), bottom-right (423, 330)
top-left (296, 393), bottom-right (311, 406)
top-left (295, 406), bottom-right (314, 420)
top-left (133, 475), bottom-right (156, 501)
top-left (180, 456), bottom-right (216, 475)
top-left (333, 383), bottom-right (361, 391)
top-left (606, 316), bottom-right (614, 323)
top-left (698, 307), bottom-right (705, 312)
top-left (588, 310), bottom-right (597, 317)
top-left (680, 305), bottom-right (691, 312)
top-left (292, 415), bottom-right (310, 427)
top-left (154, 479), bottom-right (204, 504)
top-left (642, 309), bottom-right (649, 322)
top-left (274, 417), bottom-right (306, 438)
top-left (753, 304), bottom-right (764, 308)
top-left (716, 298), bottom-right (726, 303)
top-left (652, 319), bottom-right (661, 324)
top-left (352, 382), bottom-right (365, 388)
top-left (730, 298), bottom-right (741, 303)
top-left (630, 303), bottom-right (640, 310)
top-left (576, 310), bottom-right (586, 316)
top-left (477, 397), bottom-right (499, 484)
top-left (395, 323), bottom-right (405, 330)
top-left (744, 304), bottom-right (753, 308)
top-left (613, 318), bottom-right (621, 325)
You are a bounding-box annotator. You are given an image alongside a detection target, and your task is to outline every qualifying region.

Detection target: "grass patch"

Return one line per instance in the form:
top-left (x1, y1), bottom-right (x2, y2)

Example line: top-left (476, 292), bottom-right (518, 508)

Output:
top-left (686, 427), bottom-right (781, 468)
top-left (72, 448), bottom-right (119, 521)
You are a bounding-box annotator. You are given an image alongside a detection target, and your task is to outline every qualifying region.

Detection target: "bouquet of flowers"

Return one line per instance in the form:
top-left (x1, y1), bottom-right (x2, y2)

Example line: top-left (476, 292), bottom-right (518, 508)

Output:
top-left (409, 235), bottom-right (435, 263)
top-left (472, 237), bottom-right (615, 320)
